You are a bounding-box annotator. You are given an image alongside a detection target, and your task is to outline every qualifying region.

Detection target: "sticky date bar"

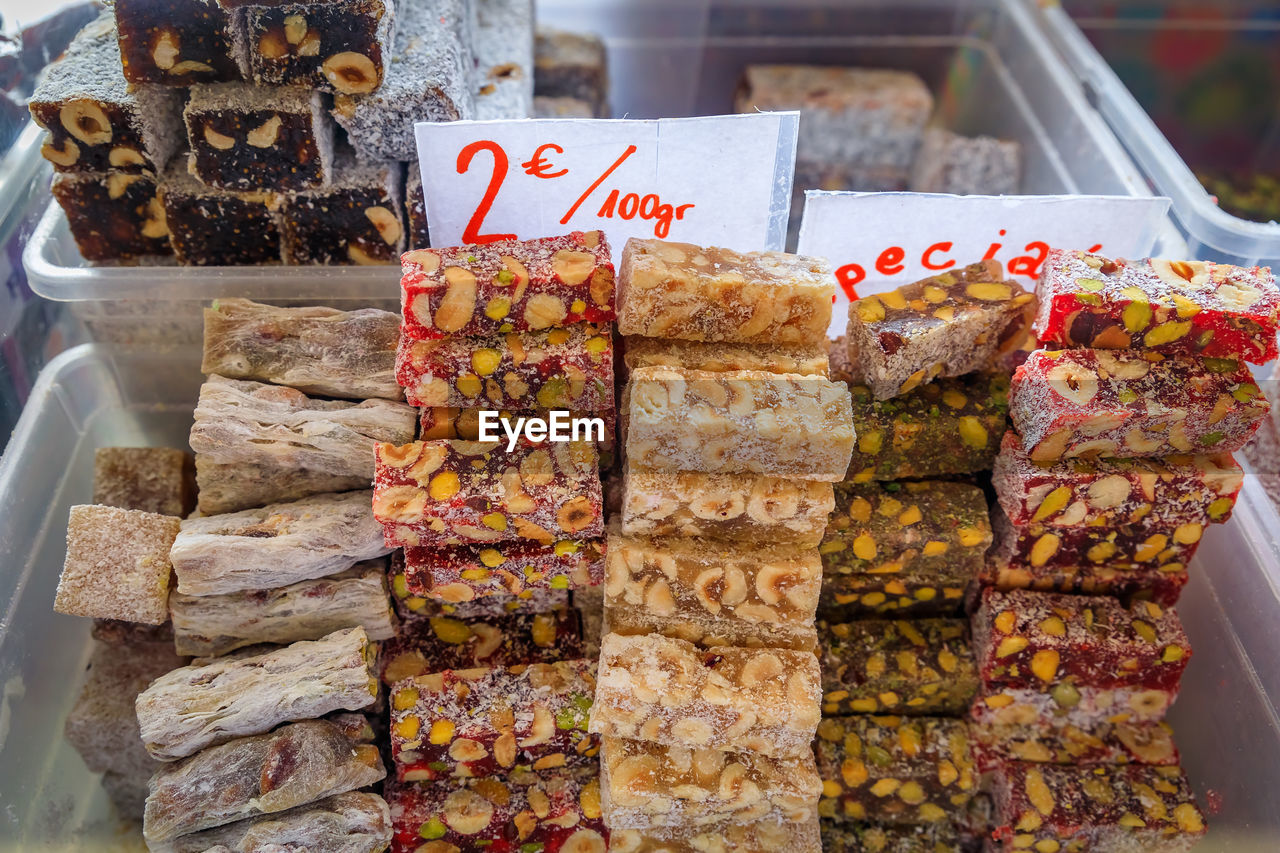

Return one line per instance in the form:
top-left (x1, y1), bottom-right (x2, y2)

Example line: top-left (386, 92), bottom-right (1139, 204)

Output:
top-left (52, 172), bottom-right (171, 261)
top-left (1034, 247), bottom-right (1280, 364)
top-left (244, 0), bottom-right (393, 95)
top-left (818, 619), bottom-right (979, 717)
top-left (388, 660), bottom-right (597, 782)
top-left (1011, 348), bottom-right (1268, 460)
top-left (113, 0), bottom-right (243, 86)
top-left (589, 632), bottom-right (821, 759)
top-left (973, 589), bottom-right (1191, 692)
top-left (971, 720), bottom-right (1180, 771)
top-left (374, 439), bottom-right (603, 548)
top-left (400, 232), bottom-right (615, 339)
top-left (396, 323), bottom-right (615, 412)
top-left (403, 538), bottom-right (605, 601)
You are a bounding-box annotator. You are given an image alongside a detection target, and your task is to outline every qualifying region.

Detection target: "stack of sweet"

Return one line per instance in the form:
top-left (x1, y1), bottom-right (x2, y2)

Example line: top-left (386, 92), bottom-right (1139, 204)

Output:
top-left (372, 232), bottom-right (616, 852)
top-left (970, 249), bottom-right (1280, 852)
top-left (586, 237), bottom-right (852, 852)
top-left (819, 262), bottom-right (1034, 850)
top-left (532, 28), bottom-right (609, 119)
top-left (27, 0), bottom-right (534, 265)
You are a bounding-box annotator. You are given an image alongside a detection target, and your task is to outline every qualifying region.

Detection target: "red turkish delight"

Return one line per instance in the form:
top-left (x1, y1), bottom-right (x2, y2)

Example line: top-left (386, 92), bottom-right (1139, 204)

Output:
top-left (971, 720), bottom-right (1180, 771)
top-left (388, 551), bottom-right (572, 621)
top-left (981, 550), bottom-right (1189, 609)
top-left (971, 683), bottom-right (1178, 728)
top-left (404, 538), bottom-right (605, 602)
top-left (989, 505), bottom-right (1201, 575)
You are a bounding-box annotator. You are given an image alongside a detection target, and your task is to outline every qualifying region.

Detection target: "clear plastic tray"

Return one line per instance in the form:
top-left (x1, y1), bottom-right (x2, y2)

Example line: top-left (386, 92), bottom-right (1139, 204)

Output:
top-left (3, 343), bottom-right (1280, 847)
top-left (1033, 2), bottom-right (1280, 269)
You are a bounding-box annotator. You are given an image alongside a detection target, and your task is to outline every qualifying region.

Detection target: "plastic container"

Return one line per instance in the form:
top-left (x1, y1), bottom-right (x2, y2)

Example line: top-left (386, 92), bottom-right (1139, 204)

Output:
top-left (1033, 2), bottom-right (1280, 269)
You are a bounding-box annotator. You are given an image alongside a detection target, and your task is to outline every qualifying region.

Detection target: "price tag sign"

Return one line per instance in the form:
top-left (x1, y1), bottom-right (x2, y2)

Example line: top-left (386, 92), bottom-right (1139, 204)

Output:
top-left (797, 192), bottom-right (1172, 337)
top-left (415, 113), bottom-right (800, 259)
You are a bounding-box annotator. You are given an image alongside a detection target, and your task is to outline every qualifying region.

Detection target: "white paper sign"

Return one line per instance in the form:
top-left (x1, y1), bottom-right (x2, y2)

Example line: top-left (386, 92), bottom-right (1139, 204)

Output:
top-left (797, 193), bottom-right (1173, 337)
top-left (415, 113), bottom-right (799, 259)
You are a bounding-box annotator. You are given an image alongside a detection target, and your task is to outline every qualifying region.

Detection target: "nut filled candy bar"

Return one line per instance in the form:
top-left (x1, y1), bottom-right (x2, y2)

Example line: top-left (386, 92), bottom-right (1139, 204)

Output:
top-left (386, 769), bottom-right (607, 853)
top-left (403, 538), bottom-right (605, 601)
top-left (820, 481), bottom-right (989, 619)
top-left (378, 609), bottom-right (582, 686)
top-left (332, 0), bottom-right (474, 161)
top-left (190, 376), bottom-right (416, 481)
top-left (137, 627), bottom-right (379, 762)
top-left (600, 736), bottom-right (821, 828)
top-left (93, 446), bottom-right (194, 517)
top-left (973, 590), bottom-right (1190, 692)
top-left (971, 720), bottom-right (1180, 771)
top-left (1011, 349), bottom-right (1269, 460)
top-left (473, 0), bottom-right (535, 121)
top-left (388, 660), bottom-right (597, 782)
top-left (283, 149), bottom-right (405, 264)
top-left (590, 633), bottom-right (822, 759)
top-left (617, 238), bottom-right (834, 344)
top-left (1034, 248), bottom-right (1280, 364)
top-left (373, 439), bottom-right (603, 548)
top-left (534, 28), bottom-right (609, 117)
top-left (993, 430), bottom-right (1243, 528)
top-left (113, 0), bottom-right (242, 85)
top-left (243, 0), bottom-right (393, 94)
top-left (171, 490), bottom-right (390, 595)
top-left (611, 818), bottom-right (821, 853)
top-left (980, 553), bottom-right (1189, 609)
top-left (971, 683), bottom-right (1177, 729)
top-left (142, 719), bottom-right (385, 843)
top-left (819, 823), bottom-right (970, 853)
top-left (202, 299), bottom-right (402, 401)
top-left (989, 505), bottom-right (1201, 575)
top-left (814, 714), bottom-right (978, 826)
top-left (603, 530), bottom-right (823, 652)
top-left (987, 763), bottom-right (1206, 852)
top-left (845, 261), bottom-right (1034, 400)
top-left (52, 171), bottom-right (171, 260)
top-left (400, 232), bottom-right (615, 339)
top-left (184, 82), bottom-right (334, 191)
top-left (389, 550), bottom-right (572, 621)
top-left (818, 619), bottom-right (979, 717)
top-left (29, 13), bottom-right (184, 174)
top-left (621, 465), bottom-right (835, 547)
top-left (149, 792), bottom-right (392, 853)
top-left (160, 161), bottom-right (286, 265)
top-left (170, 561), bottom-right (397, 657)
top-left (55, 505), bottom-right (180, 624)
top-left (626, 367), bottom-right (855, 481)
top-left (396, 324), bottom-right (615, 412)
top-left (624, 335), bottom-right (829, 376)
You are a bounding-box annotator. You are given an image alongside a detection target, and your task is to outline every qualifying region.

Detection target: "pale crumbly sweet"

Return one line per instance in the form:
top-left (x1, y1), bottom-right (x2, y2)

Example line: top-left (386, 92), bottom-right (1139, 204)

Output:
top-left (626, 366), bottom-right (855, 481)
top-left (589, 632), bottom-right (821, 759)
top-left (93, 446), bottom-right (193, 516)
top-left (136, 627), bottom-right (379, 761)
top-left (55, 504), bottom-right (180, 624)
top-left (609, 817), bottom-right (821, 853)
top-left (600, 736), bottom-right (821, 829)
top-left (908, 127), bottom-right (1021, 195)
top-left (623, 336), bottom-right (829, 376)
top-left (149, 792), bottom-right (392, 853)
top-left (473, 0), bottom-right (535, 121)
top-left (617, 238), bottom-right (835, 345)
top-left (193, 457), bottom-right (371, 515)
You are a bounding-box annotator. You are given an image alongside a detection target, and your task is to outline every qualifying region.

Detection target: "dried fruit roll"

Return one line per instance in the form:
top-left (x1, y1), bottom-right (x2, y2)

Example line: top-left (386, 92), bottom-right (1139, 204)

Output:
top-left (1010, 348), bottom-right (1269, 460)
top-left (600, 736), bottom-right (821, 829)
top-left (189, 376), bottom-right (417, 481)
top-left (388, 660), bottom-right (597, 782)
top-left (396, 323), bottom-right (616, 412)
top-left (282, 149), bottom-right (406, 264)
top-left (611, 817), bottom-right (821, 852)
top-left (243, 0), bottom-right (393, 94)
top-left (201, 298), bottom-right (402, 401)
top-left (142, 719), bottom-right (385, 843)
top-left (148, 791), bottom-right (392, 853)
top-left (603, 528), bottom-right (823, 652)
top-left (51, 171), bottom-right (171, 261)
top-left (814, 714), bottom-right (978, 827)
top-left (170, 490), bottom-right (390, 596)
top-left (589, 633), bottom-right (821, 759)
top-left (970, 683), bottom-right (1177, 728)
top-left (136, 627), bottom-right (380, 761)
top-left (184, 82), bottom-right (335, 191)
top-left (818, 619), bottom-right (979, 717)
top-left (820, 481), bottom-right (989, 619)
top-left (29, 13), bottom-right (184, 174)
top-left (373, 439), bottom-right (604, 548)
top-left (993, 430), bottom-right (1243, 528)
top-left (979, 553), bottom-right (1189, 609)
top-left (386, 768), bottom-right (607, 853)
top-left (169, 561), bottom-right (397, 658)
top-left (626, 366), bottom-right (855, 481)
top-left (160, 161), bottom-right (287, 265)
top-left (55, 505), bottom-right (180, 624)
top-left (819, 822), bottom-right (971, 853)
top-left (388, 551), bottom-right (572, 621)
top-left (623, 335), bottom-right (829, 376)
top-left (971, 720), bottom-right (1180, 771)
top-left (973, 589), bottom-right (1191, 692)
top-left (616, 238), bottom-right (835, 344)
top-left (400, 232), bottom-right (615, 339)
top-left (92, 446), bottom-right (194, 518)
top-left (377, 609), bottom-right (582, 686)
top-left (621, 465), bottom-right (835, 547)
top-left (987, 763), bottom-right (1206, 851)
top-left (404, 537), bottom-right (605, 602)
top-left (845, 260), bottom-right (1034, 400)
top-left (1034, 248), bottom-right (1280, 364)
